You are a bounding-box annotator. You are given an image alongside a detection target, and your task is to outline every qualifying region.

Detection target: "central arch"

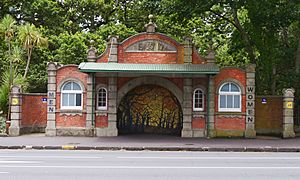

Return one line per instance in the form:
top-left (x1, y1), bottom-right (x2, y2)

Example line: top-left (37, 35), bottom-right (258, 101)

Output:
top-left (117, 77), bottom-right (183, 135)
top-left (117, 85), bottom-right (183, 135)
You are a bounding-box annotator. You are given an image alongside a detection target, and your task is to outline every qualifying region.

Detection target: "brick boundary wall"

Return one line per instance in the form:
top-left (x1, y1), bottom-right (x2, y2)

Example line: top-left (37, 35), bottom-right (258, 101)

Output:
top-left (21, 93), bottom-right (47, 134)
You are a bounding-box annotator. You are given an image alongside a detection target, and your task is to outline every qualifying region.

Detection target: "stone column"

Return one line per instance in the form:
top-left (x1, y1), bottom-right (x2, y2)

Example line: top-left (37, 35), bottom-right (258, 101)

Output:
top-left (245, 64), bottom-right (256, 138)
top-left (282, 88), bottom-right (295, 138)
top-left (106, 77), bottom-right (118, 136)
top-left (45, 62), bottom-right (57, 136)
top-left (108, 36), bottom-right (118, 63)
top-left (181, 78), bottom-right (193, 137)
top-left (207, 75), bottom-right (216, 138)
top-left (85, 73), bottom-right (94, 136)
top-left (8, 85), bottom-right (22, 136)
top-left (183, 37), bottom-right (192, 64)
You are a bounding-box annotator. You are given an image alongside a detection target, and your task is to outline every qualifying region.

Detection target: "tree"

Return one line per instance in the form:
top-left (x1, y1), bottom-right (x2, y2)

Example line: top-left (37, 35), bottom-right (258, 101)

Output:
top-left (0, 14), bottom-right (16, 89)
top-left (18, 23), bottom-right (48, 78)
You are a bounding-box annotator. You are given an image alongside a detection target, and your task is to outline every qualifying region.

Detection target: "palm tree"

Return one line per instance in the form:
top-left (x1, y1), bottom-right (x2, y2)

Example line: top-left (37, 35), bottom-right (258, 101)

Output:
top-left (18, 23), bottom-right (48, 78)
top-left (0, 14), bottom-right (16, 89)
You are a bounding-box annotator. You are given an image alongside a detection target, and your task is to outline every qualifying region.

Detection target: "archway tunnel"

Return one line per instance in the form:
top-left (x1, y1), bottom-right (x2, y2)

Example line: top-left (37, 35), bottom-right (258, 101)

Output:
top-left (117, 85), bottom-right (183, 135)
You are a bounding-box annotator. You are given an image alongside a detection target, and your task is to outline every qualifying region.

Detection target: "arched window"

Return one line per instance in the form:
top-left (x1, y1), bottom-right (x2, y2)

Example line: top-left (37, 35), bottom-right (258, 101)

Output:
top-left (193, 88), bottom-right (204, 111)
top-left (61, 81), bottom-right (83, 110)
top-left (219, 82), bottom-right (241, 112)
top-left (97, 87), bottom-right (107, 110)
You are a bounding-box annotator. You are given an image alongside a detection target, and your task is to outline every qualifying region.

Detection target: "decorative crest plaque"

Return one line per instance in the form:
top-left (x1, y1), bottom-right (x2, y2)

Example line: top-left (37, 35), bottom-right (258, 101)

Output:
top-left (125, 40), bottom-right (177, 52)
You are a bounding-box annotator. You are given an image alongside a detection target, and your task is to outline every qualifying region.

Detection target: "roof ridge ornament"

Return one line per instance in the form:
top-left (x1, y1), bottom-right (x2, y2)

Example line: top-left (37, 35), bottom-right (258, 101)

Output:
top-left (145, 14), bottom-right (157, 33)
top-left (205, 40), bottom-right (216, 64)
top-left (87, 40), bottom-right (97, 62)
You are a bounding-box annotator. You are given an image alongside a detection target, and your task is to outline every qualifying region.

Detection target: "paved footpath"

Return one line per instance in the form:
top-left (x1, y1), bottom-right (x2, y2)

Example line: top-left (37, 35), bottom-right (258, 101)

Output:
top-left (1, 134), bottom-right (300, 152)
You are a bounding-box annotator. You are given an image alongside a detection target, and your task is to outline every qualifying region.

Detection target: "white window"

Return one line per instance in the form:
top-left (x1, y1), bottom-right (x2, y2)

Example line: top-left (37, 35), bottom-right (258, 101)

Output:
top-left (61, 82), bottom-right (83, 110)
top-left (219, 82), bottom-right (241, 112)
top-left (193, 88), bottom-right (204, 111)
top-left (97, 87), bottom-right (107, 110)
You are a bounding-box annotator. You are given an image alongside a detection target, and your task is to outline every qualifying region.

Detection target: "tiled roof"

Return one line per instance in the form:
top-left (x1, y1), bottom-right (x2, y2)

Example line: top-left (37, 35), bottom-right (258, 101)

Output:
top-left (78, 62), bottom-right (219, 74)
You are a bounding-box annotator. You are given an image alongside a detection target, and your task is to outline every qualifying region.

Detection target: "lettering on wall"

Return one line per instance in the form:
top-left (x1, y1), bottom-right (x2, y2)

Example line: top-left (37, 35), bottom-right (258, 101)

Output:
top-left (48, 106), bottom-right (55, 113)
top-left (48, 92), bottom-right (55, 98)
top-left (246, 86), bottom-right (255, 123)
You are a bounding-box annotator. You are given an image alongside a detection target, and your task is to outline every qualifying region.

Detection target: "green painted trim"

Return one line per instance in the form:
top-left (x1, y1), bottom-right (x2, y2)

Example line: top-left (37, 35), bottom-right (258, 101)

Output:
top-left (79, 69), bottom-right (219, 74)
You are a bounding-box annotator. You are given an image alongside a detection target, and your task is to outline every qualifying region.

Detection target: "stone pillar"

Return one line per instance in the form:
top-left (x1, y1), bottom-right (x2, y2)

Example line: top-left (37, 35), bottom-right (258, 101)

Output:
top-left (8, 85), bottom-right (22, 136)
top-left (45, 62), bottom-right (57, 136)
top-left (183, 37), bottom-right (192, 64)
top-left (207, 75), bottom-right (216, 137)
top-left (98, 77), bottom-right (118, 136)
top-left (85, 73), bottom-right (94, 136)
top-left (282, 88), bottom-right (295, 138)
top-left (108, 36), bottom-right (118, 63)
top-left (245, 64), bottom-right (256, 138)
top-left (87, 40), bottom-right (97, 62)
top-left (181, 78), bottom-right (193, 137)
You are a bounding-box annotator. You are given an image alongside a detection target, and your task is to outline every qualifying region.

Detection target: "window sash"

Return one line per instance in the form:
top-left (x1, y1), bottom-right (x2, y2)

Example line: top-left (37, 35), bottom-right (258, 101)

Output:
top-left (97, 88), bottom-right (107, 110)
top-left (61, 92), bottom-right (82, 109)
top-left (193, 89), bottom-right (204, 111)
top-left (219, 94), bottom-right (241, 112)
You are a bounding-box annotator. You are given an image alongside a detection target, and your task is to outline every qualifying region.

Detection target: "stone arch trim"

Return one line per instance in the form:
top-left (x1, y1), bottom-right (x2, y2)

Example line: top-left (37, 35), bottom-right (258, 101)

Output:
top-left (215, 78), bottom-right (245, 95)
top-left (117, 77), bottom-right (183, 106)
top-left (57, 77), bottom-right (86, 93)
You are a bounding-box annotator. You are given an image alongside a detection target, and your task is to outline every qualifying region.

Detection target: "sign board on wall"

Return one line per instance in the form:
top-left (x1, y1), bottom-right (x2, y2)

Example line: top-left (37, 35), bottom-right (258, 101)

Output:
top-left (286, 102), bottom-right (293, 109)
top-left (11, 98), bottom-right (19, 105)
top-left (42, 98), bottom-right (47, 103)
top-left (261, 98), bottom-right (267, 104)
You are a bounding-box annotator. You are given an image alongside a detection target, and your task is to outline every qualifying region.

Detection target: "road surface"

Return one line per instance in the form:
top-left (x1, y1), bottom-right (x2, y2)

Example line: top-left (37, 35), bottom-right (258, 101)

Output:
top-left (0, 150), bottom-right (300, 180)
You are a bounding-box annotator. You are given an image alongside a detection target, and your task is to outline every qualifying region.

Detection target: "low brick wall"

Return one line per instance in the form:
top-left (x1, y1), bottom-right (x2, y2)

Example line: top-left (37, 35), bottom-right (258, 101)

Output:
top-left (255, 96), bottom-right (283, 136)
top-left (21, 93), bottom-right (47, 133)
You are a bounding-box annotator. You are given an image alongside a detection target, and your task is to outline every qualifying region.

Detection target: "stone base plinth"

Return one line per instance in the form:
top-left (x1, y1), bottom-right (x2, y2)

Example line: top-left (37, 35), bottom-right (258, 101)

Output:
top-left (96, 128), bottom-right (118, 137)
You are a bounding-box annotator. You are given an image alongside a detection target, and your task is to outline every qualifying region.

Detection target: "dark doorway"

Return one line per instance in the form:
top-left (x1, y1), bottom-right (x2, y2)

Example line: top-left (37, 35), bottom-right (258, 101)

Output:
top-left (117, 85), bottom-right (183, 135)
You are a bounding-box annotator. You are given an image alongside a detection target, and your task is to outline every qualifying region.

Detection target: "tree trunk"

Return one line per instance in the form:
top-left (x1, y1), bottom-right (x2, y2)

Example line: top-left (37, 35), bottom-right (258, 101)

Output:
top-left (23, 48), bottom-right (32, 78)
top-left (295, 38), bottom-right (300, 73)
top-left (231, 7), bottom-right (257, 64)
top-left (271, 66), bottom-right (276, 95)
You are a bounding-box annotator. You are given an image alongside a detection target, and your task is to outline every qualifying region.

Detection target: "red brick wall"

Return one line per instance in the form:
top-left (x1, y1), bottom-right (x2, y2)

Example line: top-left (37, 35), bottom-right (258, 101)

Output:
top-left (96, 77), bottom-right (108, 85)
top-left (214, 67), bottom-right (247, 132)
top-left (96, 33), bottom-right (206, 65)
top-left (56, 114), bottom-right (86, 127)
top-left (215, 116), bottom-right (246, 131)
top-left (192, 48), bottom-right (206, 64)
top-left (192, 117), bottom-right (206, 129)
top-left (56, 66), bottom-right (88, 128)
top-left (95, 115), bottom-right (108, 128)
top-left (21, 94), bottom-right (47, 128)
top-left (214, 68), bottom-right (246, 113)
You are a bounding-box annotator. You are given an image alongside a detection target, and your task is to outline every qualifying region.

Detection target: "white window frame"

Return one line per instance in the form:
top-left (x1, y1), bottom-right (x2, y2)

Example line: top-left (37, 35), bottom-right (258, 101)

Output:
top-left (97, 87), bottom-right (108, 110)
top-left (193, 88), bottom-right (204, 111)
top-left (218, 82), bottom-right (241, 112)
top-left (60, 82), bottom-right (83, 110)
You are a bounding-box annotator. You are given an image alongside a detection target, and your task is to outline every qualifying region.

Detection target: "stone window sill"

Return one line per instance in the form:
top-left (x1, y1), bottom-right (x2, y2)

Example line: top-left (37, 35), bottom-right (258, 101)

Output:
top-left (58, 109), bottom-right (86, 116)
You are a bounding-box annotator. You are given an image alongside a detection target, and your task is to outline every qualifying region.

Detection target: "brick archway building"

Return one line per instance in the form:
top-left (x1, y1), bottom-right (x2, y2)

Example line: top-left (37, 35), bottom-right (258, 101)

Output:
top-left (44, 20), bottom-right (256, 138)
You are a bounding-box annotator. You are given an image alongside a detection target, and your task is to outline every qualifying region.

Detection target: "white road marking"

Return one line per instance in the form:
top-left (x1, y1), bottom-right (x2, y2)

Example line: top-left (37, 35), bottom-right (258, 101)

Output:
top-left (0, 156), bottom-right (102, 159)
top-left (0, 165), bottom-right (299, 169)
top-left (0, 161), bottom-right (41, 164)
top-left (0, 172), bottom-right (9, 174)
top-left (117, 156), bottom-right (300, 160)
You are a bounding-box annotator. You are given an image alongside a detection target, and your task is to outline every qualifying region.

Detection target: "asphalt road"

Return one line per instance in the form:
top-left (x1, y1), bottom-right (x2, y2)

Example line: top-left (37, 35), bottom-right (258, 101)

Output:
top-left (0, 150), bottom-right (300, 180)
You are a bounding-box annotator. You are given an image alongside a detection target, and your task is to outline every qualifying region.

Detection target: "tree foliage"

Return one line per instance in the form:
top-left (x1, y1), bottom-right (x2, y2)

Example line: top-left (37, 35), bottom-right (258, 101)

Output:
top-left (0, 0), bottom-right (299, 98)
